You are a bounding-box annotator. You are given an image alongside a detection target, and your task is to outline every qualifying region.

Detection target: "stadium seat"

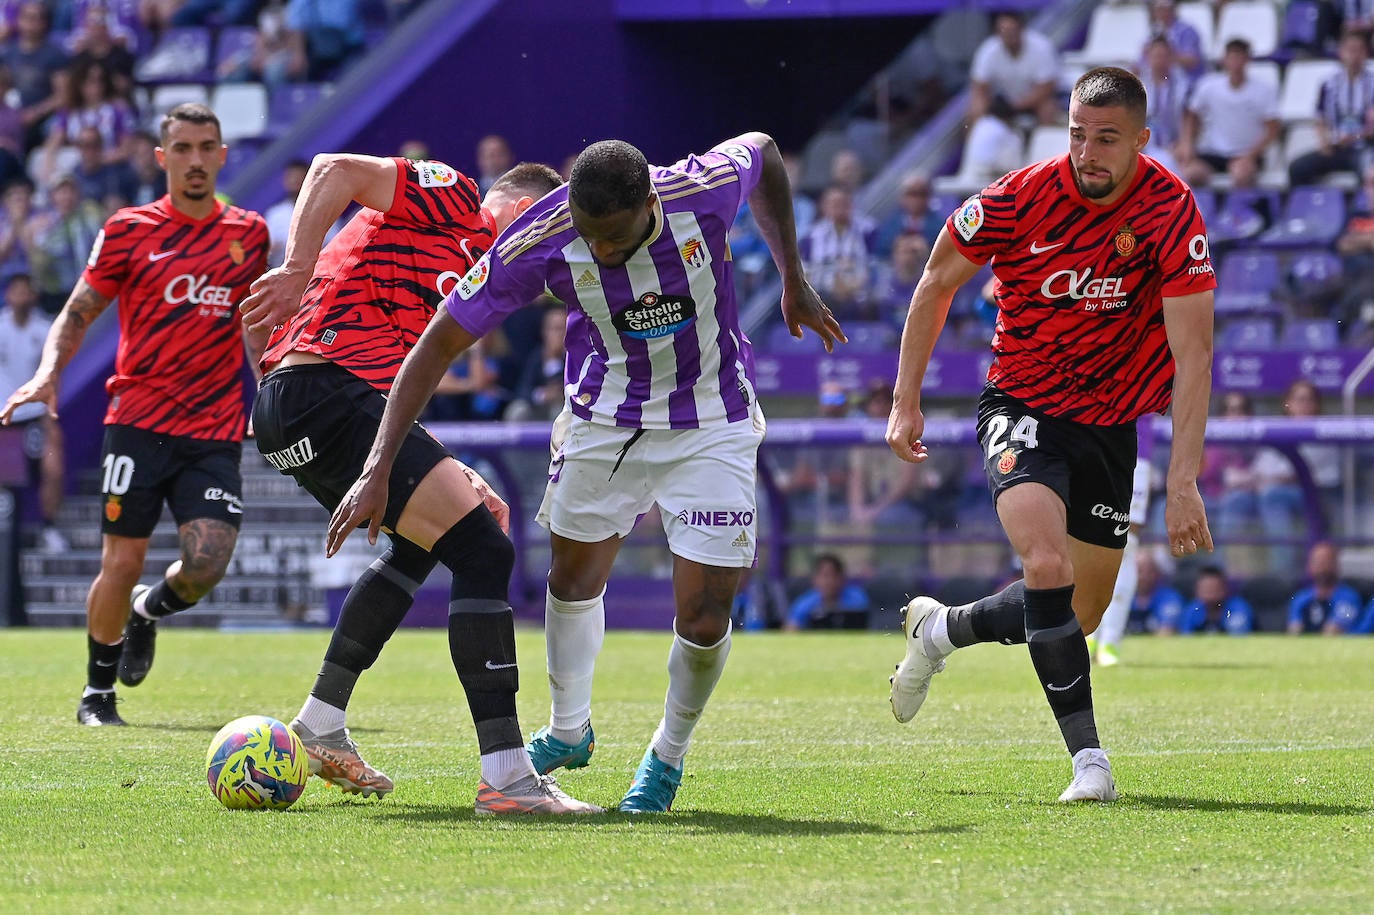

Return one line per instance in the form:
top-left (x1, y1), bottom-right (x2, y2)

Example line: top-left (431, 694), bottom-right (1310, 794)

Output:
top-left (1177, 3), bottom-right (1215, 62)
top-left (266, 82), bottom-right (333, 137)
top-left (1283, 121), bottom-right (1322, 165)
top-left (214, 26), bottom-right (258, 75)
top-left (1213, 1), bottom-right (1279, 59)
top-left (1214, 250), bottom-right (1280, 312)
top-left (1256, 186), bottom-right (1346, 247)
top-left (212, 83), bottom-right (269, 142)
top-left (1191, 187), bottom-right (1217, 223)
top-left (1218, 317), bottom-right (1277, 350)
top-left (135, 27), bottom-right (213, 83)
top-left (1062, 5), bottom-right (1150, 67)
top-left (1024, 125), bottom-right (1065, 166)
top-left (1278, 60), bottom-right (1338, 123)
top-left (1288, 249), bottom-right (1343, 296)
top-left (149, 83), bottom-right (209, 117)
top-left (1210, 188), bottom-right (1278, 245)
top-left (1277, 0), bottom-right (1324, 59)
top-left (1280, 318), bottom-right (1341, 349)
top-left (1247, 60), bottom-right (1280, 93)
top-left (220, 136), bottom-right (269, 185)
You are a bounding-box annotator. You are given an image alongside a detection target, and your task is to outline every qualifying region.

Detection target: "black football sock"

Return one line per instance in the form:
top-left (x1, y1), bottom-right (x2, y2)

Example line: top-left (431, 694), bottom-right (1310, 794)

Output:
top-left (1024, 584), bottom-right (1099, 755)
top-left (944, 580), bottom-right (1028, 648)
top-left (134, 579), bottom-right (194, 620)
top-left (86, 635), bottom-right (122, 692)
top-left (310, 536), bottom-right (436, 710)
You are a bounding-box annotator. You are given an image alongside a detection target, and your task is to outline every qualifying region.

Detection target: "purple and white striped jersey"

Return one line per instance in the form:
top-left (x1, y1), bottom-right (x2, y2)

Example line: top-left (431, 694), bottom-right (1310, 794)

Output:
top-left (443, 137), bottom-right (765, 430)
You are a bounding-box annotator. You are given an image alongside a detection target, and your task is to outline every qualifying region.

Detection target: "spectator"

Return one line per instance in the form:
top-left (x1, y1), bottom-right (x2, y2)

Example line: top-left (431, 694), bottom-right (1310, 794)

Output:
top-left (262, 157), bottom-right (307, 267)
top-left (169, 0), bottom-right (262, 27)
top-left (784, 553), bottom-right (871, 631)
top-left (1180, 38), bottom-right (1280, 188)
top-left (781, 150), bottom-right (816, 237)
top-left (1205, 390), bottom-right (1260, 533)
top-left (67, 3), bottom-right (136, 99)
top-left (285, 0), bottom-right (364, 81)
top-left (870, 231), bottom-right (929, 317)
top-left (218, 2), bottom-right (298, 89)
top-left (3, 1), bottom-right (69, 151)
top-left (961, 93), bottom-right (1025, 183)
top-left (0, 271), bottom-right (64, 552)
top-left (0, 63), bottom-right (25, 187)
top-left (27, 173), bottom-right (102, 312)
top-left (1133, 547), bottom-right (1185, 634)
top-left (69, 1), bottom-right (140, 46)
top-left (70, 125), bottom-right (136, 215)
top-left (39, 59), bottom-right (136, 187)
top-left (475, 133), bottom-right (512, 195)
top-left (874, 171), bottom-right (941, 257)
top-left (967, 11), bottom-right (1060, 127)
top-left (1139, 37), bottom-right (1190, 171)
top-left (504, 299), bottom-right (566, 422)
top-left (773, 381), bottom-right (852, 538)
top-left (0, 176), bottom-right (36, 285)
top-left (1161, 565), bottom-right (1255, 635)
top-left (125, 129), bottom-right (164, 205)
top-left (1345, 0), bottom-right (1374, 32)
top-left (828, 148), bottom-right (866, 194)
top-left (802, 185), bottom-right (875, 319)
top-left (1336, 161), bottom-right (1374, 339)
top-left (397, 137), bottom-right (429, 161)
top-left (1287, 540), bottom-right (1366, 634)
top-left (1142, 0), bottom-right (1204, 80)
top-left (427, 334), bottom-right (509, 422)
top-left (843, 380), bottom-right (924, 575)
top-left (1289, 29), bottom-right (1374, 187)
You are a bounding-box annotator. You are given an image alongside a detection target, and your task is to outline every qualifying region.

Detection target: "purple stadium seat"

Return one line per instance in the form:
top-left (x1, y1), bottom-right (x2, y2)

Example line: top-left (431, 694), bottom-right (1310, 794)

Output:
top-left (134, 27), bottom-right (213, 83)
top-left (1256, 187), bottom-right (1346, 248)
top-left (1278, 0), bottom-right (1322, 56)
top-left (267, 83), bottom-right (331, 136)
top-left (214, 26), bottom-right (258, 74)
top-left (1280, 318), bottom-right (1340, 349)
top-left (220, 136), bottom-right (269, 185)
top-left (1191, 187), bottom-right (1217, 225)
top-left (1218, 317), bottom-right (1276, 350)
top-left (1288, 250), bottom-right (1343, 298)
top-left (1214, 250), bottom-right (1280, 313)
top-left (1211, 190), bottom-right (1278, 245)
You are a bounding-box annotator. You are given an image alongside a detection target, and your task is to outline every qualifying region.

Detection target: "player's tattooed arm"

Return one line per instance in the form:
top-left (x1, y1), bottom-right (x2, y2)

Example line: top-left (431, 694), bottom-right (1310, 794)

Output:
top-left (0, 278), bottom-right (110, 423)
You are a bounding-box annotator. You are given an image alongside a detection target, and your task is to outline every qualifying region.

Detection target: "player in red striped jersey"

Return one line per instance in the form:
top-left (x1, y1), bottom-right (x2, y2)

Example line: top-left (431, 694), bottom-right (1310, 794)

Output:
top-left (885, 67), bottom-right (1216, 801)
top-left (237, 155), bottom-right (598, 814)
top-left (1, 104), bottom-right (269, 726)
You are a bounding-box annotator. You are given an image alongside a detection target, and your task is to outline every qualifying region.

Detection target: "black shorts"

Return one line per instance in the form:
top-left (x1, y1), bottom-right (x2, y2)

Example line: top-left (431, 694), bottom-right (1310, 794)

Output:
top-left (252, 361), bottom-right (449, 529)
top-left (976, 385), bottom-right (1137, 549)
top-left (99, 424), bottom-right (244, 538)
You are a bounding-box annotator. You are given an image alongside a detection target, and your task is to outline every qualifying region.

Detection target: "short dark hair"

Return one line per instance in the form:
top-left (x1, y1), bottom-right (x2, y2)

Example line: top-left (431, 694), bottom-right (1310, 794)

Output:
top-left (813, 553), bottom-right (845, 576)
top-left (159, 103), bottom-right (221, 145)
top-left (488, 161), bottom-right (562, 200)
top-left (1197, 564), bottom-right (1227, 580)
top-left (569, 140), bottom-right (650, 217)
top-left (1223, 38), bottom-right (1252, 56)
top-left (1072, 67), bottom-right (1148, 123)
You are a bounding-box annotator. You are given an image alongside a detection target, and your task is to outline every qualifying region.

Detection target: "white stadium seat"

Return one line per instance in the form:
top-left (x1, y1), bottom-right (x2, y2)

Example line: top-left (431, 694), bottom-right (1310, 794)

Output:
top-left (1212, 0), bottom-right (1279, 59)
top-left (1024, 125), bottom-right (1066, 165)
top-left (1279, 60), bottom-right (1339, 123)
top-left (212, 83), bottom-right (269, 142)
top-left (1177, 3), bottom-right (1215, 63)
top-left (150, 83), bottom-right (209, 117)
top-left (1063, 5), bottom-right (1150, 67)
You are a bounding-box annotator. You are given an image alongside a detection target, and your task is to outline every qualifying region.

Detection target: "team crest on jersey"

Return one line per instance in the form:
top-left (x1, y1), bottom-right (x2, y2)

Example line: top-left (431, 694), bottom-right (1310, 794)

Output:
top-left (681, 238), bottom-right (706, 269)
top-left (228, 239), bottom-right (245, 265)
top-left (955, 198), bottom-right (984, 241)
top-left (105, 496), bottom-right (121, 523)
top-left (417, 161), bottom-right (458, 188)
top-left (1114, 224), bottom-right (1136, 257)
top-left (457, 254), bottom-right (490, 300)
top-left (996, 448), bottom-right (1017, 475)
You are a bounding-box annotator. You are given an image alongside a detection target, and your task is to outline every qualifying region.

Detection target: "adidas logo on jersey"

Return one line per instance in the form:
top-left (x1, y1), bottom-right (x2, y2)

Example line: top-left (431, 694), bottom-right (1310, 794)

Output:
top-left (575, 270), bottom-right (600, 288)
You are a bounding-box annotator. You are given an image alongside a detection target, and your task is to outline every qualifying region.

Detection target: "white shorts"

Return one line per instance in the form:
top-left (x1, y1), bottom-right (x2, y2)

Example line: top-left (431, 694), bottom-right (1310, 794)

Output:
top-left (536, 406), bottom-right (766, 568)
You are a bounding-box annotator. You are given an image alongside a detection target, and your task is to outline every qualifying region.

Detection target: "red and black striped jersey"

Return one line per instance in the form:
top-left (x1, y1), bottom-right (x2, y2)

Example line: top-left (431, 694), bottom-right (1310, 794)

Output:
top-left (83, 196), bottom-right (268, 441)
top-left (262, 158), bottom-right (495, 392)
top-left (947, 153), bottom-right (1215, 425)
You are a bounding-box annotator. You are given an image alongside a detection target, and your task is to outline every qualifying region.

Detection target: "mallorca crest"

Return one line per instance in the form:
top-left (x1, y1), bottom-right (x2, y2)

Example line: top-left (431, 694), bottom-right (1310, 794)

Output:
top-left (681, 238), bottom-right (706, 269)
top-left (996, 448), bottom-right (1017, 475)
top-left (1114, 223), bottom-right (1136, 257)
top-left (228, 239), bottom-right (245, 265)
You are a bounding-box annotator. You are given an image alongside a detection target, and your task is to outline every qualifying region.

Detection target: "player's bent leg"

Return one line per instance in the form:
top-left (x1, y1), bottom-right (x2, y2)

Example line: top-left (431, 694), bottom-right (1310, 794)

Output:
top-left (119, 518), bottom-right (237, 688)
top-left (1067, 537), bottom-right (1125, 637)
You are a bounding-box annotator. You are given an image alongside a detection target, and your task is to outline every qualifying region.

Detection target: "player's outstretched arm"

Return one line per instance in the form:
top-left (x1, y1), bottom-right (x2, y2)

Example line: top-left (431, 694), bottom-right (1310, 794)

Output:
top-left (740, 130), bottom-right (846, 352)
top-left (240, 154), bottom-right (400, 334)
top-left (1, 279), bottom-right (110, 424)
top-left (1162, 289), bottom-right (1215, 557)
top-left (325, 309), bottom-right (481, 556)
top-left (886, 229), bottom-right (981, 464)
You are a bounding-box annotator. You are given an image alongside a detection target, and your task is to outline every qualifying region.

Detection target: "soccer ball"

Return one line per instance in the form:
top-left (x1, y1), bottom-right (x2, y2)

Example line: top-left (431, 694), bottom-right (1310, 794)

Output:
top-left (205, 715), bottom-right (309, 810)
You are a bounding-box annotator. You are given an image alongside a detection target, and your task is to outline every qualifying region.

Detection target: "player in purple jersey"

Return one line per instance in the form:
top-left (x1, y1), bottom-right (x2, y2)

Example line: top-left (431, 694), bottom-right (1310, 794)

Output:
top-left (326, 132), bottom-right (844, 812)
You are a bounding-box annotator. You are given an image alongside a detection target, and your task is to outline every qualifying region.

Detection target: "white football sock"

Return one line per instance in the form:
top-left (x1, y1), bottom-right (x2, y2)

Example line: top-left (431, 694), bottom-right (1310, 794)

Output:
top-left (651, 622), bottom-right (732, 769)
top-left (82, 686), bottom-right (115, 698)
top-left (1096, 534), bottom-right (1138, 649)
top-left (296, 695), bottom-right (346, 736)
top-left (545, 585), bottom-right (605, 742)
top-left (925, 606), bottom-right (956, 656)
top-left (481, 746), bottom-right (537, 790)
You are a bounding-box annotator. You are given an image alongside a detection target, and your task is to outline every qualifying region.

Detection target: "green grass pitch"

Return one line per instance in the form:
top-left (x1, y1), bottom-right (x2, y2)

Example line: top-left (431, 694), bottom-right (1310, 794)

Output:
top-left (2, 628), bottom-right (1372, 913)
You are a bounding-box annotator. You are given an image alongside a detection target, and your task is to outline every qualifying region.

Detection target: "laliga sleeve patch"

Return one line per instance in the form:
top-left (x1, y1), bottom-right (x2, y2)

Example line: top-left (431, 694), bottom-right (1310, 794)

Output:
top-left (719, 143), bottom-right (754, 171)
top-left (456, 254), bottom-right (490, 300)
top-left (86, 229), bottom-right (105, 268)
top-left (417, 161), bottom-right (458, 188)
top-left (954, 198), bottom-right (984, 242)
